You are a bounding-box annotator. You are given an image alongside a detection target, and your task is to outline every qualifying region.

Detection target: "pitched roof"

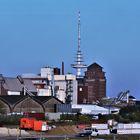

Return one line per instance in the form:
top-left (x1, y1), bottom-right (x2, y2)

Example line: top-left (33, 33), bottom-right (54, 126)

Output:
top-left (0, 95), bottom-right (25, 105)
top-left (3, 77), bottom-right (22, 92)
top-left (0, 95), bottom-right (63, 105)
top-left (23, 79), bottom-right (37, 92)
top-left (3, 77), bottom-right (37, 93)
top-left (88, 63), bottom-right (102, 69)
top-left (129, 95), bottom-right (136, 101)
top-left (32, 96), bottom-right (63, 104)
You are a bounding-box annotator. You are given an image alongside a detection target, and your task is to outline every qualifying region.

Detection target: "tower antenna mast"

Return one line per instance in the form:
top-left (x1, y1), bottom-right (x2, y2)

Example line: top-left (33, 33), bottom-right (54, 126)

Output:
top-left (71, 11), bottom-right (87, 78)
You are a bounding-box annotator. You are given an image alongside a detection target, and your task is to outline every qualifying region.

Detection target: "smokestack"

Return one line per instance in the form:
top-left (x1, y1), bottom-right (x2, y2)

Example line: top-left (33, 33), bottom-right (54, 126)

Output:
top-left (62, 61), bottom-right (64, 75)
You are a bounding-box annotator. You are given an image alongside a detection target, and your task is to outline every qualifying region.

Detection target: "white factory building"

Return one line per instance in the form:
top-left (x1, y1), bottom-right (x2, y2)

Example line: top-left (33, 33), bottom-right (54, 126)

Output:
top-left (22, 66), bottom-right (78, 104)
top-left (72, 104), bottom-right (109, 115)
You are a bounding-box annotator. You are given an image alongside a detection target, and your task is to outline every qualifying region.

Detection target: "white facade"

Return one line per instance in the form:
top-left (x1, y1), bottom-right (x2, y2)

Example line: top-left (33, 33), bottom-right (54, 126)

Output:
top-left (22, 67), bottom-right (78, 104)
top-left (55, 89), bottom-right (66, 103)
top-left (54, 74), bottom-right (77, 104)
top-left (37, 88), bottom-right (51, 96)
top-left (8, 91), bottom-right (20, 95)
top-left (41, 67), bottom-right (53, 78)
top-left (72, 80), bottom-right (78, 104)
top-left (40, 67), bottom-right (77, 104)
top-left (72, 104), bottom-right (109, 115)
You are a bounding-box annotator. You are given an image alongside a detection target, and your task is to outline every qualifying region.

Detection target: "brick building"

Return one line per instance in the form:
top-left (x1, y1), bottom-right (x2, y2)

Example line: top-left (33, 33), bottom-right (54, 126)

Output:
top-left (77, 63), bottom-right (106, 104)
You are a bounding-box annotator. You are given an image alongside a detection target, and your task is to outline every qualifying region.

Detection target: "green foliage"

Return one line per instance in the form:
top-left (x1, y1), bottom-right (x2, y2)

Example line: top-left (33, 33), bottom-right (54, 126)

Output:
top-left (57, 105), bottom-right (140, 125)
top-left (78, 115), bottom-right (91, 124)
top-left (59, 113), bottom-right (92, 125)
top-left (0, 101), bottom-right (5, 113)
top-left (60, 113), bottom-right (75, 121)
top-left (119, 105), bottom-right (140, 123)
top-left (0, 114), bottom-right (22, 125)
top-left (98, 105), bottom-right (140, 123)
top-left (120, 105), bottom-right (140, 114)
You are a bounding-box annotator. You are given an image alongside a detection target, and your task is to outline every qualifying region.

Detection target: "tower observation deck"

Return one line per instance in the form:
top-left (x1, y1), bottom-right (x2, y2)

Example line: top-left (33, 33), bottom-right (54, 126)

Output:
top-left (71, 12), bottom-right (87, 78)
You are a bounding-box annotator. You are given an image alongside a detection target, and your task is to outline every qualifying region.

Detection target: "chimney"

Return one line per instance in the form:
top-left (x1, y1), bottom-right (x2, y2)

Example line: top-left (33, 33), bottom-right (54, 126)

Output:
top-left (62, 61), bottom-right (64, 75)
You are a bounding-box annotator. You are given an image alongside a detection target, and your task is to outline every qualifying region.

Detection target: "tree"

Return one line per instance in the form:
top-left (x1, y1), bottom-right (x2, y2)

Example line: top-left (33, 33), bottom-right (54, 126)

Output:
top-left (119, 105), bottom-right (140, 123)
top-left (0, 101), bottom-right (5, 114)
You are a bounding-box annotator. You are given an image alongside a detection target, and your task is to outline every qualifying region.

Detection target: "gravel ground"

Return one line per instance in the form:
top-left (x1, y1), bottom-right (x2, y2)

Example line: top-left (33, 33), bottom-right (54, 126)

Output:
top-left (1, 126), bottom-right (140, 140)
top-left (0, 127), bottom-right (30, 137)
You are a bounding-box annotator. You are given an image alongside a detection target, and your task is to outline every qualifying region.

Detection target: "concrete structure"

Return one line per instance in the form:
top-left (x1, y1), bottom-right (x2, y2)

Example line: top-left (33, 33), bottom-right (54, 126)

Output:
top-left (22, 66), bottom-right (78, 104)
top-left (0, 64), bottom-right (78, 105)
top-left (54, 74), bottom-right (77, 104)
top-left (71, 12), bottom-right (87, 78)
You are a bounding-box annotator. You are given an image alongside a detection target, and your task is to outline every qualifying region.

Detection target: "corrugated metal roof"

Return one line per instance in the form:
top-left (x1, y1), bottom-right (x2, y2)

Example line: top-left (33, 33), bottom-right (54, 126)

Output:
top-left (3, 77), bottom-right (37, 93)
top-left (72, 104), bottom-right (109, 115)
top-left (23, 79), bottom-right (37, 92)
top-left (3, 77), bottom-right (22, 92)
top-left (0, 95), bottom-right (63, 105)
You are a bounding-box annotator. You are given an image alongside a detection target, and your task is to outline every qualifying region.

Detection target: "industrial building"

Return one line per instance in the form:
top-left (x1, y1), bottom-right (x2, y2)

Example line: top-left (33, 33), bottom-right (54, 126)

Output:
top-left (22, 66), bottom-right (77, 104)
top-left (0, 95), bottom-right (63, 114)
top-left (0, 12), bottom-right (107, 117)
top-left (72, 104), bottom-right (109, 115)
top-left (0, 64), bottom-right (78, 105)
top-left (77, 63), bottom-right (106, 104)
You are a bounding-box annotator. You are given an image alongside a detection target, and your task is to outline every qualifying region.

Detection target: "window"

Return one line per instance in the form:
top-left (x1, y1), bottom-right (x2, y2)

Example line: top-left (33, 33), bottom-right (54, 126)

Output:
top-left (79, 87), bottom-right (83, 91)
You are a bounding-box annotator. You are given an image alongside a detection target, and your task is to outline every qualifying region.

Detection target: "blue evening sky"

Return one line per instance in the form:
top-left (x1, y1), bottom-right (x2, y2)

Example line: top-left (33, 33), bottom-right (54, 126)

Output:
top-left (0, 0), bottom-right (140, 99)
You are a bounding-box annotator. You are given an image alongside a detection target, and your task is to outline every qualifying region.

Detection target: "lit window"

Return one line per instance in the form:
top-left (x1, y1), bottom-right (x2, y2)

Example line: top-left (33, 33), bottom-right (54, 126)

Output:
top-left (79, 88), bottom-right (82, 91)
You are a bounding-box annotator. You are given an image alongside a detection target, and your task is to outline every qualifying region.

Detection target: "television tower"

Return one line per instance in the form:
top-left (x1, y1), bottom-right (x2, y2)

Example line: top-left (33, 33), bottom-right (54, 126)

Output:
top-left (71, 11), bottom-right (87, 78)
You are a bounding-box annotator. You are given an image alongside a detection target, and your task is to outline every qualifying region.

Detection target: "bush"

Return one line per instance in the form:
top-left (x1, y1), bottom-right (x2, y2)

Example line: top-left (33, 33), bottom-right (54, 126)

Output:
top-left (0, 114), bottom-right (22, 125)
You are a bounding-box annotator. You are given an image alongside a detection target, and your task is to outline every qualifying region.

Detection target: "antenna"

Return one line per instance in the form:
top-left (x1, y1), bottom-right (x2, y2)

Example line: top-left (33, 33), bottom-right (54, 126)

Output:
top-left (71, 11), bottom-right (87, 78)
top-left (78, 11), bottom-right (81, 51)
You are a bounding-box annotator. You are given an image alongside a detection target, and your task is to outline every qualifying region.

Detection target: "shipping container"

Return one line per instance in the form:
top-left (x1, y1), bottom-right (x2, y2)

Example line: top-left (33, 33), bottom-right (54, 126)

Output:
top-left (20, 118), bottom-right (35, 130)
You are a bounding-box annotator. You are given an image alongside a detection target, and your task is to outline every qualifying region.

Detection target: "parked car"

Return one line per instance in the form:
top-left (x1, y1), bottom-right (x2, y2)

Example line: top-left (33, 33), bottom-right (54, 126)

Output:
top-left (91, 128), bottom-right (99, 136)
top-left (78, 127), bottom-right (99, 137)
